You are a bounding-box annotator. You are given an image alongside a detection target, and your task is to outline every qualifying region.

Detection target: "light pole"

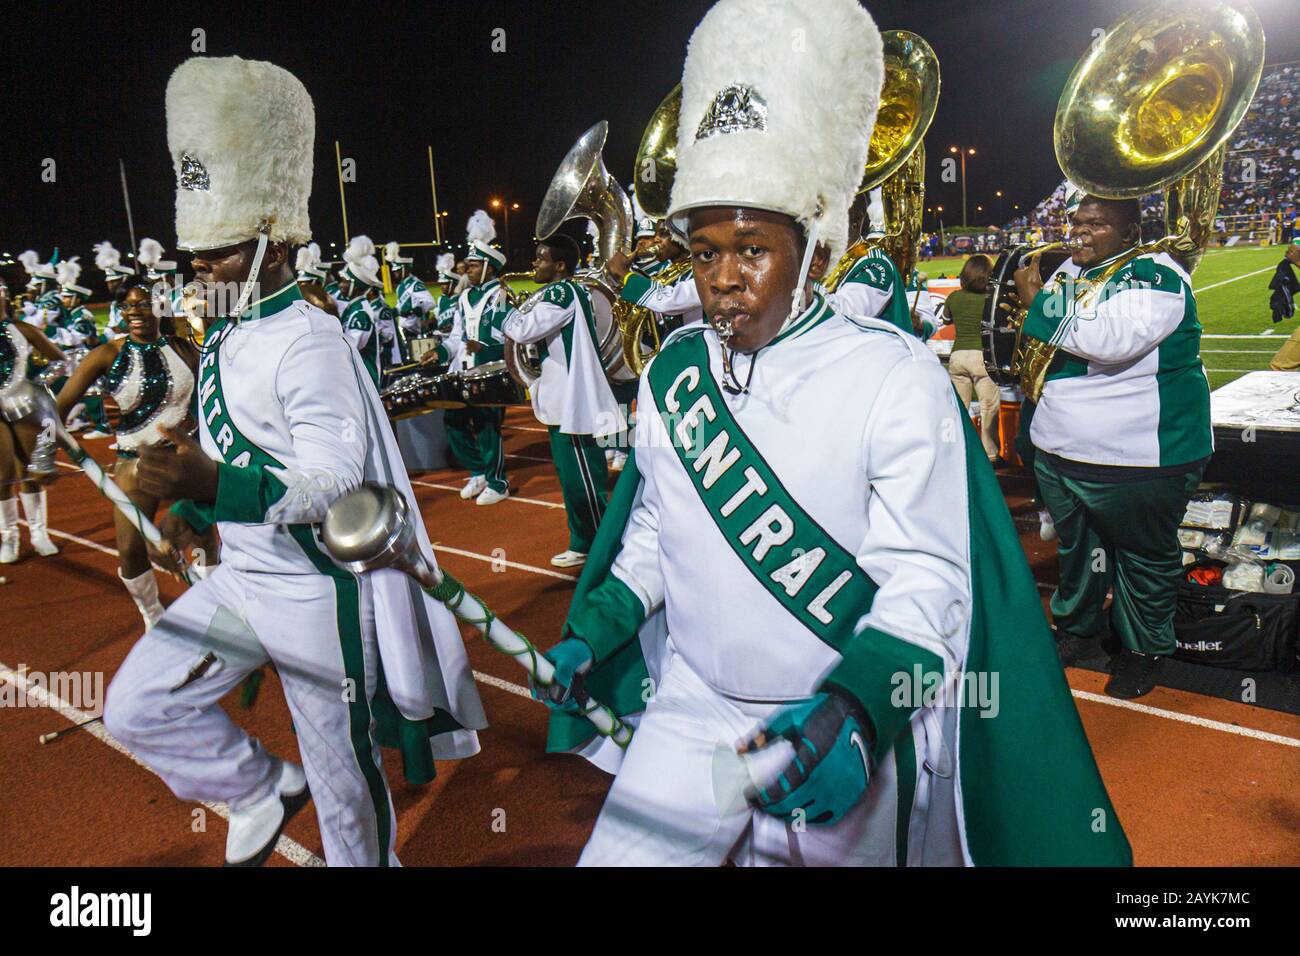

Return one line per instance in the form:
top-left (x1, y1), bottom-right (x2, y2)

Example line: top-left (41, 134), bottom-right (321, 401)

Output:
top-left (949, 146), bottom-right (975, 227)
top-left (490, 198), bottom-right (522, 264)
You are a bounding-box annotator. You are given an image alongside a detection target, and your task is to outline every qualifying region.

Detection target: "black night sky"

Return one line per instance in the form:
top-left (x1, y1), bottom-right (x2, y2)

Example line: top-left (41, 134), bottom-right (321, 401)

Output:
top-left (3, 0), bottom-right (1298, 281)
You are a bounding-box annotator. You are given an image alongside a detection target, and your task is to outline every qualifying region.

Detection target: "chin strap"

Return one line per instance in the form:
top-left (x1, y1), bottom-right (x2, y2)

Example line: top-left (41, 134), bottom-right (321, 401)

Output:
top-left (781, 215), bottom-right (822, 337)
top-left (229, 222), bottom-right (272, 323)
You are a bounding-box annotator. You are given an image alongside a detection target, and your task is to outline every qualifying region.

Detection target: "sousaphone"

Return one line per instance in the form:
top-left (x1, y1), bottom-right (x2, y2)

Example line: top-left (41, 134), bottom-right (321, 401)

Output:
top-left (505, 121), bottom-right (634, 389)
top-left (825, 30), bottom-right (940, 290)
top-left (1005, 0), bottom-right (1264, 402)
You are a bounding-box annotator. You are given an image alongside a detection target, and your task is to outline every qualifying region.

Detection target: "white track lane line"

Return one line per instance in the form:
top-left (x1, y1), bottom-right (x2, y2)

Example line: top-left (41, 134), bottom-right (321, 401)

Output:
top-left (1194, 266), bottom-right (1277, 293)
top-left (409, 479), bottom-right (564, 510)
top-left (0, 663), bottom-right (327, 868)
top-left (1070, 688), bottom-right (1300, 749)
top-left (430, 543), bottom-right (577, 582)
top-left (37, 526), bottom-right (1298, 749)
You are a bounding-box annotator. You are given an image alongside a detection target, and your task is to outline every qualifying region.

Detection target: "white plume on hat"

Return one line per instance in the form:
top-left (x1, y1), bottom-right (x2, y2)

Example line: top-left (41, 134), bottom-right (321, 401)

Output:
top-left (294, 245), bottom-right (315, 274)
top-left (436, 252), bottom-right (455, 274)
top-left (93, 241), bottom-right (121, 272)
top-left (137, 238), bottom-right (165, 270)
top-left (56, 258), bottom-right (81, 287)
top-left (344, 235), bottom-right (375, 264)
top-left (466, 210), bottom-right (496, 245)
top-left (586, 221), bottom-right (600, 244)
top-left (18, 250), bottom-right (40, 276)
top-left (295, 242), bottom-right (329, 282)
top-left (166, 56), bottom-right (314, 251)
top-left (345, 254), bottom-right (383, 288)
top-left (383, 240), bottom-right (412, 265)
top-left (667, 0), bottom-right (884, 264)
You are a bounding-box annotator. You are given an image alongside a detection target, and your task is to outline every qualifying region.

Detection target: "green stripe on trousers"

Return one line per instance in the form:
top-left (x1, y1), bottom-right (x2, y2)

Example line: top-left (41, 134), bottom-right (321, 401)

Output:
top-left (290, 526), bottom-right (394, 866)
top-left (547, 425), bottom-right (609, 553)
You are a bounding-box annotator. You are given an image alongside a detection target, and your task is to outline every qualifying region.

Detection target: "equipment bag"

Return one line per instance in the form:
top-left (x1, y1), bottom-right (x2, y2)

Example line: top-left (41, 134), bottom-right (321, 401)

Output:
top-left (1173, 582), bottom-right (1299, 672)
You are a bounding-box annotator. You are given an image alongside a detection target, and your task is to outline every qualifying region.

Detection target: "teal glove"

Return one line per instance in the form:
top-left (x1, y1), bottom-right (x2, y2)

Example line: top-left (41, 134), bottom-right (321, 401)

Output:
top-left (739, 691), bottom-right (874, 826)
top-left (530, 638), bottom-right (595, 714)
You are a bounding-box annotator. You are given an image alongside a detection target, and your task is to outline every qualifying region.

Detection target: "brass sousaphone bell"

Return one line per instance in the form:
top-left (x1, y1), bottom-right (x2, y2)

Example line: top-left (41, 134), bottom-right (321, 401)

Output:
top-left (504, 121), bottom-right (634, 390)
top-left (824, 29), bottom-right (940, 291)
top-left (1009, 0), bottom-right (1264, 401)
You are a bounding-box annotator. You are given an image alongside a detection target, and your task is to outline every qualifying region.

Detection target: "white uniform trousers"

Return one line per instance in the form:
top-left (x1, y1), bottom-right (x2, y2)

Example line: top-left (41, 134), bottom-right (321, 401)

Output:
top-left (104, 562), bottom-right (400, 866)
top-left (579, 648), bottom-right (963, 867)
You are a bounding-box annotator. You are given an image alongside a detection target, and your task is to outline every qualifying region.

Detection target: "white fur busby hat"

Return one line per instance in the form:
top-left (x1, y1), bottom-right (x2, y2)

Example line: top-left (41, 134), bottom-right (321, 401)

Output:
top-left (57, 258), bottom-right (93, 298)
top-left (166, 56), bottom-right (314, 252)
top-left (384, 241), bottom-right (413, 267)
top-left (667, 0), bottom-right (884, 265)
top-left (464, 210), bottom-right (505, 270)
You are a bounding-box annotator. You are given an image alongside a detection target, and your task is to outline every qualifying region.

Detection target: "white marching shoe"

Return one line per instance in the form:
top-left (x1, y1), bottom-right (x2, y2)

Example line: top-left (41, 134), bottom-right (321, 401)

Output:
top-left (609, 451), bottom-right (628, 473)
top-left (0, 498), bottom-right (18, 564)
top-left (224, 759), bottom-right (311, 867)
top-left (1038, 509), bottom-right (1058, 543)
top-left (476, 486), bottom-right (509, 506)
top-left (550, 550), bottom-right (587, 569)
top-left (459, 475), bottom-right (487, 499)
top-left (119, 568), bottom-right (166, 629)
top-left (20, 490), bottom-right (59, 557)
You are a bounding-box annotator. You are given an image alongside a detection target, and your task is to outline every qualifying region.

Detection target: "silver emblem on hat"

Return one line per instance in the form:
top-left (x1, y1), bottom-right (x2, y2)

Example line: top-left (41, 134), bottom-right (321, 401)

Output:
top-left (179, 153), bottom-right (211, 191)
top-left (695, 84), bottom-right (768, 141)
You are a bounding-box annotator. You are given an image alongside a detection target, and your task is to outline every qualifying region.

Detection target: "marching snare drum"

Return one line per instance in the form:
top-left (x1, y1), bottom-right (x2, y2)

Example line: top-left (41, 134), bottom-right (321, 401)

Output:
top-left (459, 361), bottom-right (528, 406)
top-left (981, 244), bottom-right (1071, 388)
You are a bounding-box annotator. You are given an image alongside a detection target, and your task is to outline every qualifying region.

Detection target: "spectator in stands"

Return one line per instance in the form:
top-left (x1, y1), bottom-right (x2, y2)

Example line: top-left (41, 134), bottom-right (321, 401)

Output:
top-left (944, 254), bottom-right (1003, 463)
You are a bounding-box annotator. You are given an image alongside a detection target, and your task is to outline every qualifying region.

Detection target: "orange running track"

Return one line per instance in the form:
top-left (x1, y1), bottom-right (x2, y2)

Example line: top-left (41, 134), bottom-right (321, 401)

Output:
top-left (2, 407), bottom-right (1298, 866)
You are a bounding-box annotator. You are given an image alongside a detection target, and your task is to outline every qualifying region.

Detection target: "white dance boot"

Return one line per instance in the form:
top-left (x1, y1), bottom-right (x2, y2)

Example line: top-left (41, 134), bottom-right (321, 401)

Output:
top-left (20, 490), bottom-right (59, 556)
top-left (119, 568), bottom-right (166, 629)
top-left (0, 498), bottom-right (18, 564)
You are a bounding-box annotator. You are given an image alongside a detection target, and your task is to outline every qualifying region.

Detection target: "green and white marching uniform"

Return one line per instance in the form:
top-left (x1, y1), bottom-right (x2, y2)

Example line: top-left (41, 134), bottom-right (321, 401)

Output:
top-left (56, 303), bottom-right (100, 349)
top-left (1022, 250), bottom-right (1211, 656)
top-left (503, 280), bottom-right (625, 553)
top-left (548, 298), bottom-right (1130, 866)
top-left (828, 247), bottom-right (913, 335)
top-left (27, 290), bottom-right (68, 332)
top-left (435, 290), bottom-right (458, 334)
top-left (620, 264), bottom-right (704, 329)
top-left (340, 294), bottom-right (383, 386)
top-left (104, 281), bottom-right (486, 866)
top-left (444, 278), bottom-right (511, 495)
top-left (1023, 250), bottom-right (1211, 468)
top-left (395, 273), bottom-right (435, 336)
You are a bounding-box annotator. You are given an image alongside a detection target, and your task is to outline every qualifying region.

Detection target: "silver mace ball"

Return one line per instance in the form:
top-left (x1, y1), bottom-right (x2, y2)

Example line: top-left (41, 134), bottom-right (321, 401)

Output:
top-left (320, 482), bottom-right (439, 590)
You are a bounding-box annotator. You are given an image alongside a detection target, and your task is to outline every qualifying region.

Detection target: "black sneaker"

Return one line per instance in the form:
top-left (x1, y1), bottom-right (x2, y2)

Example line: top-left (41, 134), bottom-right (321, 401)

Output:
top-left (1104, 651), bottom-right (1163, 700)
top-left (1052, 626), bottom-right (1096, 667)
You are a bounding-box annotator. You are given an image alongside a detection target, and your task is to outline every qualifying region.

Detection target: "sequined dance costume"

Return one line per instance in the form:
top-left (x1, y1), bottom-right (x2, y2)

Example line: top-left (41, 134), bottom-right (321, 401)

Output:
top-left (101, 338), bottom-right (196, 458)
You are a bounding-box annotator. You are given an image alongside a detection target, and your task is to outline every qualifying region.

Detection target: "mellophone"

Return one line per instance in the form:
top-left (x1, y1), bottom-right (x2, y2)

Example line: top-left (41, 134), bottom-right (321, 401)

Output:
top-left (380, 360), bottom-right (528, 419)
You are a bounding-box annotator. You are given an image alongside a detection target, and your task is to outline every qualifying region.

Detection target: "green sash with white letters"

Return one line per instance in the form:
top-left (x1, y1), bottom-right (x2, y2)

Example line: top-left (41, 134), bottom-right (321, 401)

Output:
top-left (647, 330), bottom-right (877, 651)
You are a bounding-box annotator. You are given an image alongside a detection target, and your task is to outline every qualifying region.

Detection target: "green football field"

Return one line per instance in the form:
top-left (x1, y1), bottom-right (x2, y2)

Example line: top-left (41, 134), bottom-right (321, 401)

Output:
top-left (920, 245), bottom-right (1293, 389)
top-left (90, 246), bottom-right (1291, 391)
